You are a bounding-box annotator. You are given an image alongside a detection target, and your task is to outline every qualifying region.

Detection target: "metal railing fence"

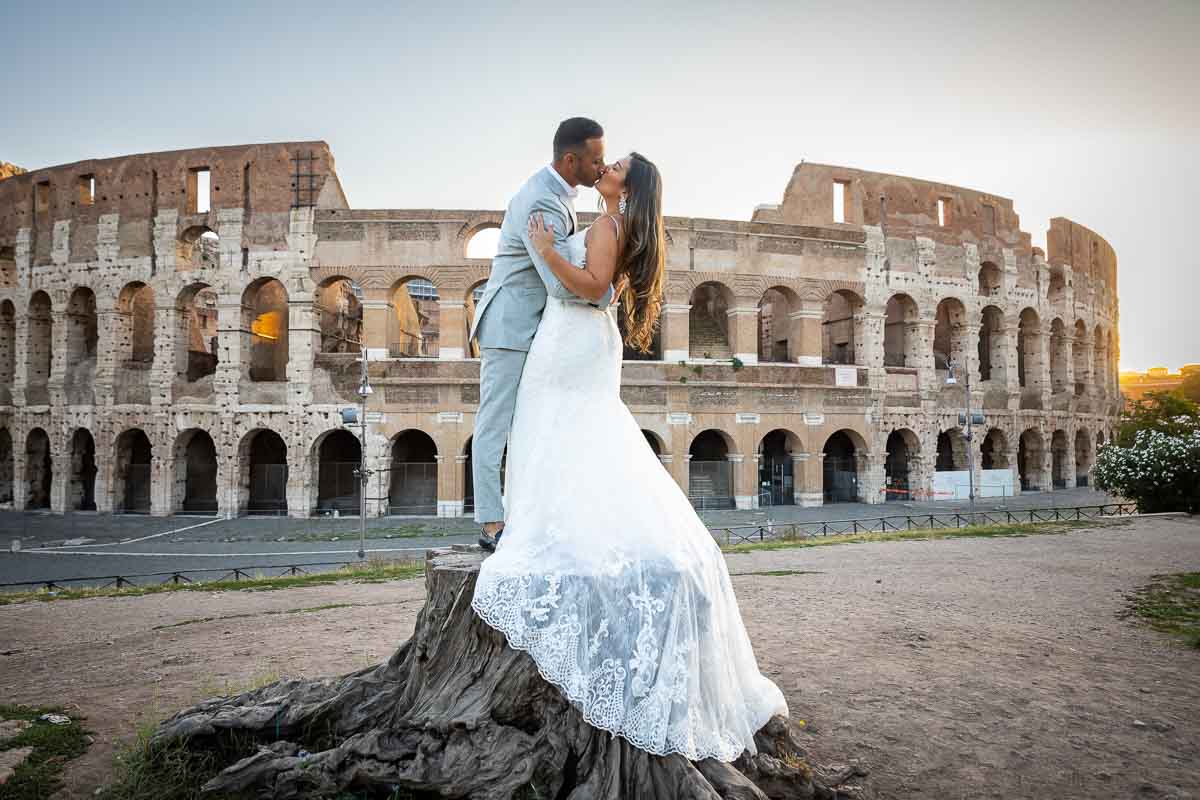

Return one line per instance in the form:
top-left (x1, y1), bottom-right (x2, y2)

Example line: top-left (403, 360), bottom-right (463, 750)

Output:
top-left (0, 502), bottom-right (1141, 592)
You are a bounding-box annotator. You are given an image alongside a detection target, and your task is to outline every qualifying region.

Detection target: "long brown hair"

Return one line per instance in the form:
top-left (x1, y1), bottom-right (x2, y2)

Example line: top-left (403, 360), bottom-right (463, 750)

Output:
top-left (618, 152), bottom-right (665, 354)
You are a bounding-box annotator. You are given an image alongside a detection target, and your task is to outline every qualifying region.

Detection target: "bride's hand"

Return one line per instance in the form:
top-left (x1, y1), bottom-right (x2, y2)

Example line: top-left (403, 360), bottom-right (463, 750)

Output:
top-left (528, 213), bottom-right (556, 256)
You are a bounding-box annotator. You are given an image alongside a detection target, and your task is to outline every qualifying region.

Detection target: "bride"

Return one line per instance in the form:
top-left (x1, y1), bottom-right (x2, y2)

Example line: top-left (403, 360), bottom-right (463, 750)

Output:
top-left (471, 153), bottom-right (788, 762)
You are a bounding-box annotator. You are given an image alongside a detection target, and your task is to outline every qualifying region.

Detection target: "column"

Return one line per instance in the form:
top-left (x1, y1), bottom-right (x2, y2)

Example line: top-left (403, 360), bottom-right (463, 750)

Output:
top-left (48, 439), bottom-right (67, 514)
top-left (360, 287), bottom-right (391, 353)
top-left (11, 312), bottom-right (28, 407)
top-left (1002, 323), bottom-right (1021, 400)
top-left (791, 299), bottom-right (823, 366)
top-left (151, 302), bottom-right (177, 409)
top-left (661, 304), bottom-right (690, 362)
top-left (914, 318), bottom-right (936, 396)
top-left (47, 296), bottom-right (68, 408)
top-left (150, 445), bottom-right (172, 517)
top-left (11, 445), bottom-right (27, 511)
top-left (94, 437), bottom-right (114, 514)
top-left (286, 443), bottom-right (308, 519)
top-left (438, 300), bottom-right (466, 360)
top-left (858, 450), bottom-right (883, 504)
top-left (727, 307), bottom-right (759, 365)
top-left (214, 297), bottom-right (244, 408)
top-left (732, 452), bottom-right (755, 509)
top-left (452, 454), bottom-right (469, 517)
top-left (287, 295), bottom-right (316, 407)
top-left (437, 454), bottom-right (462, 517)
top-left (679, 453), bottom-right (693, 500)
top-left (795, 451), bottom-right (824, 507)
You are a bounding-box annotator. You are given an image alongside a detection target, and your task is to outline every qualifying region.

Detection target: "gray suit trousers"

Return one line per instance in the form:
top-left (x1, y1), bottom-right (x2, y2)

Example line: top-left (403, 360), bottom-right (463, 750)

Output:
top-left (472, 346), bottom-right (527, 524)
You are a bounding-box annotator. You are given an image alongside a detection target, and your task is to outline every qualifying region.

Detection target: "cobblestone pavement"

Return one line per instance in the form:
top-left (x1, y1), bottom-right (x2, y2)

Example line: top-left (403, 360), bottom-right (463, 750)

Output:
top-left (0, 487), bottom-right (1121, 589)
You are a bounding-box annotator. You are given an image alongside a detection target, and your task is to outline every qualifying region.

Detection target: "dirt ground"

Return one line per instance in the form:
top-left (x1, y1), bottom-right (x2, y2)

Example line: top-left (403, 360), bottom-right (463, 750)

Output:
top-left (1, 516), bottom-right (1198, 800)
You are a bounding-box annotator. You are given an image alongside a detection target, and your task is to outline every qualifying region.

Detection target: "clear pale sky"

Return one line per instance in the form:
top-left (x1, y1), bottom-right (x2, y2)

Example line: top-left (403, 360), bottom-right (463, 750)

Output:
top-left (1, 0), bottom-right (1196, 371)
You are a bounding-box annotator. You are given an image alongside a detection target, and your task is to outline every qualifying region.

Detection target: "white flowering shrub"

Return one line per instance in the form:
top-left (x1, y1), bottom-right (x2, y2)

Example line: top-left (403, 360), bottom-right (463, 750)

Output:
top-left (1093, 415), bottom-right (1200, 513)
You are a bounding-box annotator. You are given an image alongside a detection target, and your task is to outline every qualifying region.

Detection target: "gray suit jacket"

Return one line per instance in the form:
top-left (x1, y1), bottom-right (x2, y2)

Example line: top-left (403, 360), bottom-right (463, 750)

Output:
top-left (470, 167), bottom-right (613, 352)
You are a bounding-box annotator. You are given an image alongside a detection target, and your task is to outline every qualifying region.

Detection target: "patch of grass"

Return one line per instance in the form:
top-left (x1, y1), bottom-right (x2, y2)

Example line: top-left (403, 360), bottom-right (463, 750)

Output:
top-left (0, 704), bottom-right (92, 800)
top-left (718, 519), bottom-right (1106, 554)
top-left (96, 721), bottom-right (260, 800)
top-left (289, 523), bottom-right (469, 543)
top-left (0, 560), bottom-right (424, 607)
top-left (1124, 572), bottom-right (1200, 649)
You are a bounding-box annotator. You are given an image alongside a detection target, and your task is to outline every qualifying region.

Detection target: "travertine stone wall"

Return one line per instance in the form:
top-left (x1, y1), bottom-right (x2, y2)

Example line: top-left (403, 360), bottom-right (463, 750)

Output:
top-left (0, 148), bottom-right (1120, 517)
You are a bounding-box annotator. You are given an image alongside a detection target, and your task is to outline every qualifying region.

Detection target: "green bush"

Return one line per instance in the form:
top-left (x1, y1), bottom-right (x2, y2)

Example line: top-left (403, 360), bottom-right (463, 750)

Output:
top-left (1094, 393), bottom-right (1200, 513)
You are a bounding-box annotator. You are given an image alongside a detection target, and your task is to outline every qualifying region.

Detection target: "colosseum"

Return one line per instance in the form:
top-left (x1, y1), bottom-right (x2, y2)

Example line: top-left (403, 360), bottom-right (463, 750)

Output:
top-left (0, 141), bottom-right (1120, 518)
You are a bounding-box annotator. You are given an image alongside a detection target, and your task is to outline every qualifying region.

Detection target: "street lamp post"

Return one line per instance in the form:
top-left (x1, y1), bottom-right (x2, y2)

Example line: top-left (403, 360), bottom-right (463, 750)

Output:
top-left (946, 360), bottom-right (978, 523)
top-left (355, 347), bottom-right (373, 560)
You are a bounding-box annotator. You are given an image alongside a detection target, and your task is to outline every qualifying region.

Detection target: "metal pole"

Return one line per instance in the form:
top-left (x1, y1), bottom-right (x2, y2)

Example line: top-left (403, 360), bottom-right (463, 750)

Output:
top-left (965, 362), bottom-right (977, 523)
top-left (358, 345), bottom-right (368, 560)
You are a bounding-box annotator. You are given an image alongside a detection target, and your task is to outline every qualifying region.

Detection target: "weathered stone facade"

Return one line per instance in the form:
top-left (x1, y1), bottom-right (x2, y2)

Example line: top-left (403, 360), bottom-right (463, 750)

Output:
top-left (0, 144), bottom-right (1120, 518)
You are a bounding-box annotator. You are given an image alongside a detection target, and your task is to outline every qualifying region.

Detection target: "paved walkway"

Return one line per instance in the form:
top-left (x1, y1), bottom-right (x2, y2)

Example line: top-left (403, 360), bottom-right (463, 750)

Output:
top-left (0, 487), bottom-right (1123, 589)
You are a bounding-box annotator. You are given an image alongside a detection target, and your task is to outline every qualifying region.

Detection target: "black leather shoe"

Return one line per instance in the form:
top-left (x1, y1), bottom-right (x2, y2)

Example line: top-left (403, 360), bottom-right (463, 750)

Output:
top-left (478, 527), bottom-right (504, 552)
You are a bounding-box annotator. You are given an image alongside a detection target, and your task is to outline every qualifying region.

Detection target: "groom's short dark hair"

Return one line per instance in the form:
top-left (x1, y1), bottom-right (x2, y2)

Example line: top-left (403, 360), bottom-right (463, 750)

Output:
top-left (553, 117), bottom-right (604, 160)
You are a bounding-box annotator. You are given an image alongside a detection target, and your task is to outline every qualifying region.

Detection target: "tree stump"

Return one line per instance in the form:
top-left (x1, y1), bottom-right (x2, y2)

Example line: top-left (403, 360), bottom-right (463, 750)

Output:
top-left (153, 547), bottom-right (861, 799)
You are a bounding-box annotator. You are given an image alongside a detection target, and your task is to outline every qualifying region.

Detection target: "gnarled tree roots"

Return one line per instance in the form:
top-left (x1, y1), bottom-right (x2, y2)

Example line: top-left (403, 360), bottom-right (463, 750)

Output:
top-left (153, 547), bottom-right (865, 799)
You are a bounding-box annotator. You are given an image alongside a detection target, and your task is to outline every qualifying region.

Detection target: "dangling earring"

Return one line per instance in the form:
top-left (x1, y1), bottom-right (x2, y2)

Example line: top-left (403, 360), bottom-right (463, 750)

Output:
top-left (618, 193), bottom-right (628, 215)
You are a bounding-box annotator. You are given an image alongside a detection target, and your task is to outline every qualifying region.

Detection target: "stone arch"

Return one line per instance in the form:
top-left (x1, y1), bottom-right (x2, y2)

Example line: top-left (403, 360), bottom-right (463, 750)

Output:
top-left (25, 428), bottom-right (52, 510)
top-left (883, 293), bottom-right (920, 368)
top-left (1051, 429), bottom-right (1070, 489)
top-left (241, 278), bottom-right (289, 382)
top-left (173, 428), bottom-right (219, 514)
top-left (315, 276), bottom-right (363, 354)
top-left (935, 428), bottom-right (969, 472)
top-left (932, 297), bottom-right (969, 372)
top-left (389, 429), bottom-right (438, 515)
top-left (689, 429), bottom-right (734, 508)
top-left (884, 428), bottom-right (921, 501)
top-left (1072, 320), bottom-right (1090, 396)
top-left (1049, 318), bottom-right (1069, 394)
top-left (177, 225), bottom-right (220, 270)
top-left (641, 430), bottom-right (665, 456)
top-left (65, 287), bottom-right (98, 404)
top-left (117, 281), bottom-right (156, 364)
top-left (312, 428), bottom-right (362, 515)
top-left (689, 282), bottom-right (734, 359)
top-left (66, 427), bottom-right (97, 511)
top-left (113, 428), bottom-right (153, 513)
top-left (175, 283), bottom-right (219, 384)
top-left (758, 428), bottom-right (802, 506)
top-left (0, 300), bottom-right (14, 405)
top-left (25, 291), bottom-right (52, 404)
top-left (822, 289), bottom-right (864, 366)
top-left (390, 276), bottom-right (440, 358)
top-left (464, 226), bottom-right (502, 260)
top-left (1018, 428), bottom-right (1046, 492)
top-left (757, 286), bottom-right (799, 363)
top-left (978, 305), bottom-right (1005, 384)
top-left (823, 429), bottom-right (865, 503)
top-left (237, 428), bottom-right (288, 514)
top-left (1017, 308), bottom-right (1043, 392)
top-left (1074, 429), bottom-right (1093, 487)
top-left (0, 427), bottom-right (12, 505)
top-left (980, 428), bottom-right (1010, 470)
top-left (978, 261), bottom-right (1002, 297)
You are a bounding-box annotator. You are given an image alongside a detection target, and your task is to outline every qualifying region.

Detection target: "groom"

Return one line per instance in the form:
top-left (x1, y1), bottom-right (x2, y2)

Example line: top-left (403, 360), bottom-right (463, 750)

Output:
top-left (468, 117), bottom-right (613, 551)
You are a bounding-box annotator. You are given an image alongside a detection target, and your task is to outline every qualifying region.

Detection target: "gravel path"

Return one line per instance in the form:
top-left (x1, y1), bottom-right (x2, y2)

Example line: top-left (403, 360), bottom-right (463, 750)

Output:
top-left (0, 515), bottom-right (1196, 799)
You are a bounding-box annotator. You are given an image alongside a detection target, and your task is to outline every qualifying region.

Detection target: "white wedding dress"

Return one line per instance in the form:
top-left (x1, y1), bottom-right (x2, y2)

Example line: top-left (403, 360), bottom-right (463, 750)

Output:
top-left (471, 225), bottom-right (788, 762)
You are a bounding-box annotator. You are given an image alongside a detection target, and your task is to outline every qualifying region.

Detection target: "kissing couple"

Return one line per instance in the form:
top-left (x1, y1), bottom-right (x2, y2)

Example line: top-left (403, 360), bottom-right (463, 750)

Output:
top-left (468, 117), bottom-right (788, 761)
